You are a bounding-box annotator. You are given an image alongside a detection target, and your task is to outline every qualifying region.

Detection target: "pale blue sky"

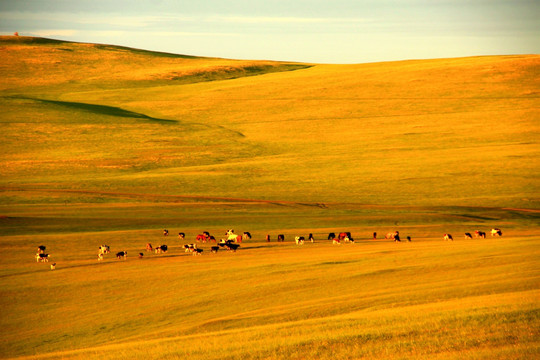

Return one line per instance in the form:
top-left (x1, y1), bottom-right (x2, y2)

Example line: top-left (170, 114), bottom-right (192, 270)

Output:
top-left (1, 0), bottom-right (538, 63)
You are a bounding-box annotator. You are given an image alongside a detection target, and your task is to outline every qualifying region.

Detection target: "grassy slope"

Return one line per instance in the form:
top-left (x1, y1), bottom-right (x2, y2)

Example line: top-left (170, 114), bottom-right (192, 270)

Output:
top-left (0, 37), bottom-right (539, 359)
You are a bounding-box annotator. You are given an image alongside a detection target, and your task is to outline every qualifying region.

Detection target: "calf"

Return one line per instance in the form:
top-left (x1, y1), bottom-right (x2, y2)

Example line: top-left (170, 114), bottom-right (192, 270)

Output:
top-left (35, 253), bottom-right (49, 262)
top-left (332, 238), bottom-right (341, 245)
top-left (443, 234), bottom-right (453, 241)
top-left (97, 253), bottom-right (104, 261)
top-left (178, 232), bottom-right (185, 240)
top-left (116, 251), bottom-right (127, 260)
top-left (50, 263), bottom-right (56, 270)
top-left (163, 229), bottom-right (169, 236)
top-left (146, 243), bottom-right (153, 252)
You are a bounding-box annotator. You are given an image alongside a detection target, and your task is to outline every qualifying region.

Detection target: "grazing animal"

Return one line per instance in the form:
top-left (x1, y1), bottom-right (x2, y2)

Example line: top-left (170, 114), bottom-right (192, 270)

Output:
top-left (50, 263), bottom-right (56, 270)
top-left (178, 232), bottom-right (185, 240)
top-left (394, 232), bottom-right (401, 242)
top-left (211, 246), bottom-right (219, 253)
top-left (443, 234), bottom-right (453, 241)
top-left (138, 253), bottom-right (144, 259)
top-left (332, 238), bottom-right (341, 245)
top-left (225, 243), bottom-right (240, 252)
top-left (116, 251), bottom-right (127, 259)
top-left (97, 253), bottom-right (104, 261)
top-left (373, 232), bottom-right (377, 239)
top-left (154, 245), bottom-right (168, 254)
top-left (386, 231), bottom-right (399, 240)
top-left (226, 230), bottom-right (242, 243)
top-left (295, 236), bottom-right (305, 245)
top-left (308, 233), bottom-right (314, 242)
top-left (243, 232), bottom-right (252, 240)
top-left (407, 236), bottom-right (411, 242)
top-left (277, 234), bottom-right (285, 242)
top-left (328, 233), bottom-right (336, 240)
top-left (475, 230), bottom-right (486, 238)
top-left (35, 253), bottom-right (49, 262)
top-left (98, 245), bottom-right (110, 255)
top-left (184, 244), bottom-right (196, 253)
top-left (37, 245), bottom-right (46, 254)
top-left (266, 234), bottom-right (271, 242)
top-left (196, 234), bottom-right (206, 242)
top-left (146, 243), bottom-right (153, 252)
top-left (163, 229), bottom-right (169, 236)
top-left (491, 228), bottom-right (502, 237)
top-left (464, 233), bottom-right (473, 239)
top-left (193, 248), bottom-right (204, 255)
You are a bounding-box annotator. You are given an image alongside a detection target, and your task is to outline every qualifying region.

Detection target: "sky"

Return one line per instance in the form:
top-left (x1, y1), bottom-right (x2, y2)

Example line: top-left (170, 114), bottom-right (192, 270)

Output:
top-left (1, 0), bottom-right (539, 64)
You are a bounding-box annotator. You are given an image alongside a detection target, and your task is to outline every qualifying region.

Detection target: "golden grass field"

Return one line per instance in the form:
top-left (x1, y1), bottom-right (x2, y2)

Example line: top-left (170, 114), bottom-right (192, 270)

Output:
top-left (0, 36), bottom-right (539, 359)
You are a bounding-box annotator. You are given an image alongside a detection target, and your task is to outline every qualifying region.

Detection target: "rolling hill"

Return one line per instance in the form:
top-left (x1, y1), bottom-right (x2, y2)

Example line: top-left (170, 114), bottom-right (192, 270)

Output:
top-left (0, 36), bottom-right (538, 359)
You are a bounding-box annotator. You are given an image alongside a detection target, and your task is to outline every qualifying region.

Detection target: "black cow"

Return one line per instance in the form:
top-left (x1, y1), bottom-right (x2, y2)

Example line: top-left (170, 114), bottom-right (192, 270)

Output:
top-left (116, 251), bottom-right (127, 259)
top-left (277, 234), bottom-right (285, 242)
top-left (211, 246), bottom-right (220, 253)
top-left (464, 233), bottom-right (473, 239)
top-left (328, 233), bottom-right (336, 240)
top-left (225, 243), bottom-right (240, 252)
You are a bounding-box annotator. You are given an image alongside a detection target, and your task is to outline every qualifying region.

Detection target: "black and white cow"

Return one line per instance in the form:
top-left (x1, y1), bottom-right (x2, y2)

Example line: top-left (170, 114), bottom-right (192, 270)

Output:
top-left (116, 251), bottom-right (127, 259)
top-left (35, 253), bottom-right (49, 262)
top-left (154, 245), bottom-right (168, 254)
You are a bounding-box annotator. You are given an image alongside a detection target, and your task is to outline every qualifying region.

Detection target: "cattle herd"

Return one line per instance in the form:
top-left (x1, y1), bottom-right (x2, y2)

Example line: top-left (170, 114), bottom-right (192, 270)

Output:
top-left (34, 228), bottom-right (503, 270)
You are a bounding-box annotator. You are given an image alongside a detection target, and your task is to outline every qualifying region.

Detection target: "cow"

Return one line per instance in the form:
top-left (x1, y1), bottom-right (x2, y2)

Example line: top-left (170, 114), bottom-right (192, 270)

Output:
top-left (226, 230), bottom-right (242, 243)
top-left (491, 228), bottom-right (502, 237)
top-left (277, 234), bottom-right (285, 242)
top-left (163, 229), bottom-right (169, 236)
top-left (373, 232), bottom-right (377, 239)
top-left (37, 245), bottom-right (46, 254)
top-left (98, 245), bottom-right (110, 255)
top-left (407, 236), bottom-right (411, 242)
top-left (178, 232), bottom-right (185, 240)
top-left (97, 253), bottom-right (104, 261)
top-left (196, 234), bottom-right (206, 242)
top-left (266, 234), bottom-right (271, 242)
top-left (50, 263), bottom-right (56, 270)
top-left (308, 233), bottom-right (314, 242)
top-left (35, 253), bottom-right (49, 262)
top-left (138, 253), bottom-right (144, 259)
top-left (154, 245), bottom-right (168, 254)
top-left (464, 233), bottom-right (473, 239)
top-left (116, 251), bottom-right (127, 259)
top-left (385, 231), bottom-right (399, 240)
top-left (333, 238), bottom-right (341, 245)
top-left (243, 232), bottom-right (252, 240)
top-left (184, 244), bottom-right (196, 253)
top-left (393, 232), bottom-right (401, 242)
top-left (193, 248), bottom-right (204, 255)
top-left (328, 233), bottom-right (336, 240)
top-left (225, 243), bottom-right (240, 252)
top-left (475, 230), bottom-right (486, 238)
top-left (443, 234), bottom-right (453, 241)
top-left (211, 246), bottom-right (220, 253)
top-left (295, 236), bottom-right (305, 245)
top-left (146, 243), bottom-right (153, 252)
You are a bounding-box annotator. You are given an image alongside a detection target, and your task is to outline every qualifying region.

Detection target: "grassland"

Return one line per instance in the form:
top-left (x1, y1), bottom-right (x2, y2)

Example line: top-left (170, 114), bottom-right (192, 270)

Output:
top-left (0, 36), bottom-right (539, 359)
